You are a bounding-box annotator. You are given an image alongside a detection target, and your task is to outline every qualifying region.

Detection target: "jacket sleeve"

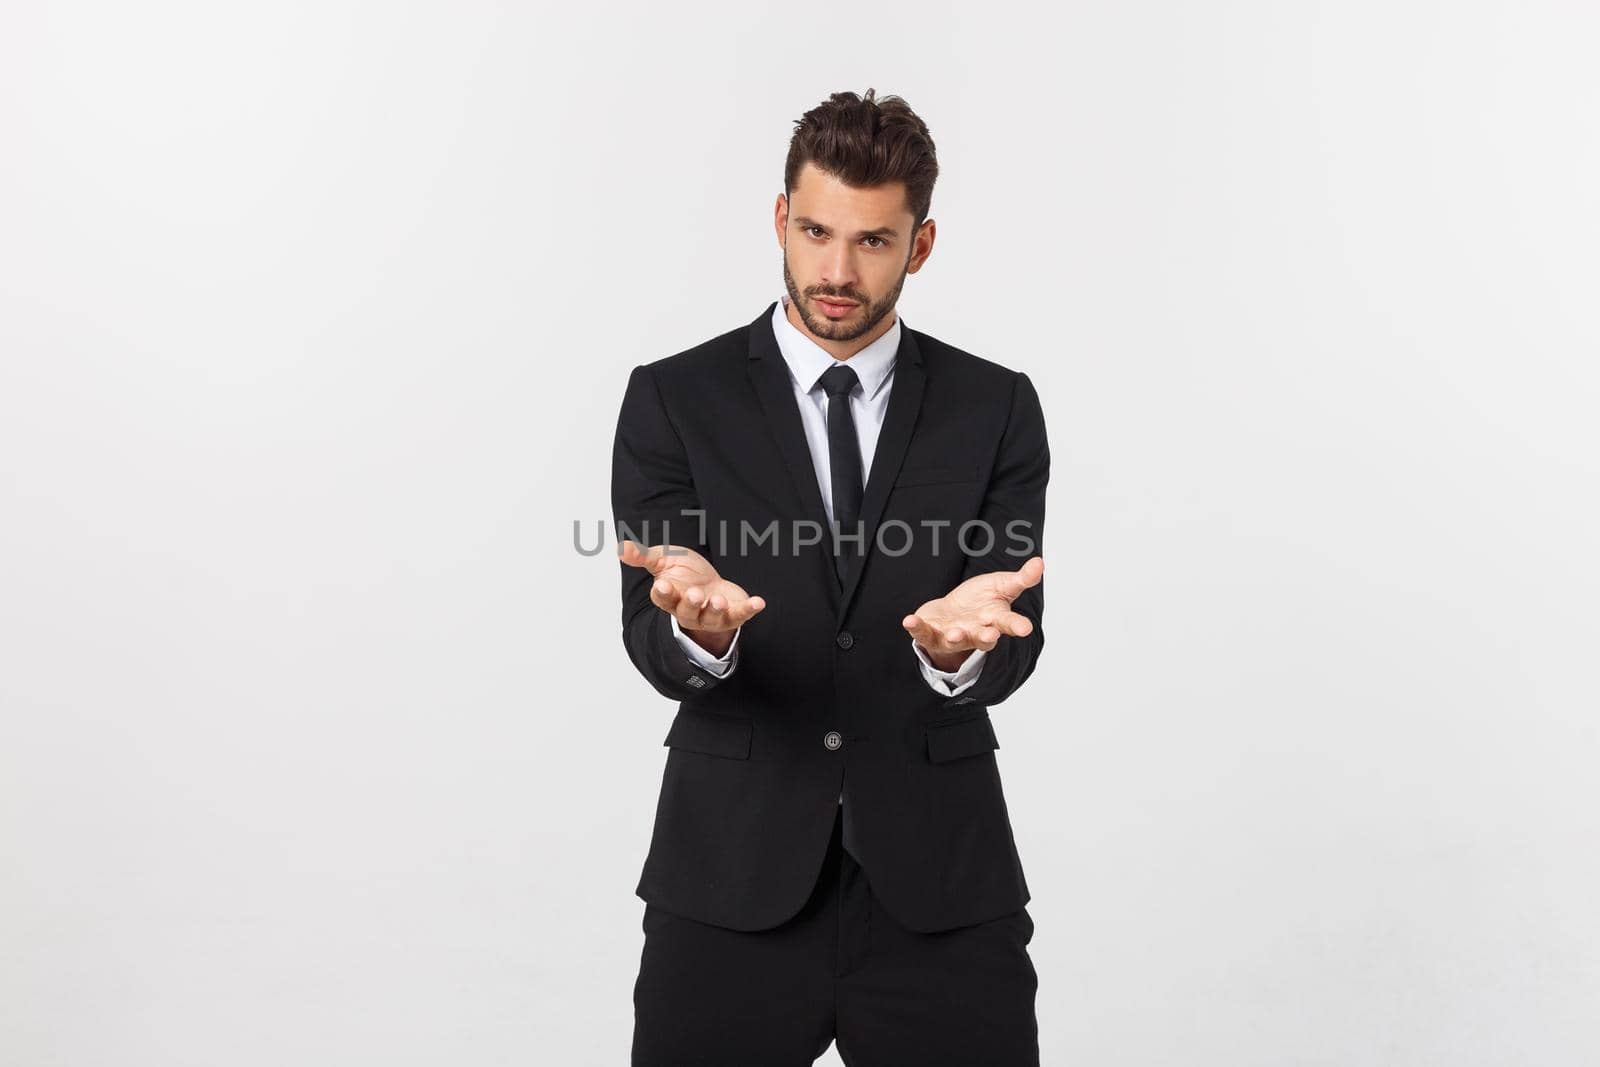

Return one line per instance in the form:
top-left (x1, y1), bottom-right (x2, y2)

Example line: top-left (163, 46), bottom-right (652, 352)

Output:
top-left (931, 370), bottom-right (1049, 711)
top-left (611, 363), bottom-right (737, 702)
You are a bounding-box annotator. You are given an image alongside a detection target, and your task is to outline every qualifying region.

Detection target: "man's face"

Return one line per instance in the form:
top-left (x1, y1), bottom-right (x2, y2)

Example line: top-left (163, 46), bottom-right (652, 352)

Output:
top-left (776, 162), bottom-right (933, 344)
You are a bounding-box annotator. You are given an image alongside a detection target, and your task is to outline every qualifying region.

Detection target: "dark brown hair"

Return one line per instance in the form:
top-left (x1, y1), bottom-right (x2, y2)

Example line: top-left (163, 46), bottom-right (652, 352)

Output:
top-left (784, 88), bottom-right (939, 232)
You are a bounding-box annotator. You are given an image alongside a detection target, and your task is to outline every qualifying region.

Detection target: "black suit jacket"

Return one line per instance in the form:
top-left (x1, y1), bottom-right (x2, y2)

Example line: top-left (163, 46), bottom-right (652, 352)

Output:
top-left (611, 300), bottom-right (1048, 933)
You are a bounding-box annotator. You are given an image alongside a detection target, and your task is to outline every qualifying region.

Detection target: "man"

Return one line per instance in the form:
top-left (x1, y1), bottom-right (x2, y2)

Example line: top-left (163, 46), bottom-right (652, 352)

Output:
top-left (612, 88), bottom-right (1049, 1066)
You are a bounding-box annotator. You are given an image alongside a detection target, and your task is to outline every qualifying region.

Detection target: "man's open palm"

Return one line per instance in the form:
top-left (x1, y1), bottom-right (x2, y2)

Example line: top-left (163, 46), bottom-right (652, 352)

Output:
top-left (902, 555), bottom-right (1043, 659)
top-left (618, 540), bottom-right (766, 637)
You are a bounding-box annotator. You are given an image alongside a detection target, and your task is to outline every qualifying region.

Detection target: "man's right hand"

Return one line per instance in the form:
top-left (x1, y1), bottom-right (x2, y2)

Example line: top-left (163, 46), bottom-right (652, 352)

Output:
top-left (618, 540), bottom-right (766, 657)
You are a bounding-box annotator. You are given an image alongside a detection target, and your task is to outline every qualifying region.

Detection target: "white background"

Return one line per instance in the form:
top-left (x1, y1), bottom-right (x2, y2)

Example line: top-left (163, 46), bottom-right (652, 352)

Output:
top-left (3, 1), bottom-right (1597, 1064)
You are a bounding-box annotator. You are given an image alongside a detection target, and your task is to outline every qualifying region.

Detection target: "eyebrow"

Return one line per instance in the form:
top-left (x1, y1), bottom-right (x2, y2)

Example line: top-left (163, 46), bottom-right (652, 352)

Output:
top-left (792, 215), bottom-right (901, 240)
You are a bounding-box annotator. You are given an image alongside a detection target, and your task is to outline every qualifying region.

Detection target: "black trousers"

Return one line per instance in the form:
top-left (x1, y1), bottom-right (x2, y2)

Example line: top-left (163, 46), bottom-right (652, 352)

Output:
top-left (632, 806), bottom-right (1039, 1066)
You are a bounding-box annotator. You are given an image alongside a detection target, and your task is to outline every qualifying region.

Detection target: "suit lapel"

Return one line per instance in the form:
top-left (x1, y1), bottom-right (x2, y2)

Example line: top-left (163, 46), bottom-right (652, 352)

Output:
top-left (744, 301), bottom-right (928, 624)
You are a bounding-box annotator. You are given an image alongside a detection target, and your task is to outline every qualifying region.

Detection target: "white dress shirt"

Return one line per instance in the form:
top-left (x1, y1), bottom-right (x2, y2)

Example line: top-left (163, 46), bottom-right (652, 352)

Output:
top-left (668, 293), bottom-right (987, 696)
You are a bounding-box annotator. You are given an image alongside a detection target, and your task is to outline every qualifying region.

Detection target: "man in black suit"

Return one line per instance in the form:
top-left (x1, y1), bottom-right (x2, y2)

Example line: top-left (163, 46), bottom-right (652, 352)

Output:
top-left (612, 88), bottom-right (1049, 1066)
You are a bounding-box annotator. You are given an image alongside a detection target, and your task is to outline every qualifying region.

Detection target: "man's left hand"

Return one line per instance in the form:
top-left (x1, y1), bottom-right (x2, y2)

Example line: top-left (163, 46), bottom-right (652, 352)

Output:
top-left (902, 556), bottom-right (1044, 670)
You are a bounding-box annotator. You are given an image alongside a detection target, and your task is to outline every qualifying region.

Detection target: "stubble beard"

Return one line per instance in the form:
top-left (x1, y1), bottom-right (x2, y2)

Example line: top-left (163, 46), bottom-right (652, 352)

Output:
top-left (782, 252), bottom-right (910, 344)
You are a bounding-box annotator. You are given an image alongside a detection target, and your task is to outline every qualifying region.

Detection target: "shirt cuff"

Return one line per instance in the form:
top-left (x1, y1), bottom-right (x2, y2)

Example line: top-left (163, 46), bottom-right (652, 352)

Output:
top-left (671, 616), bottom-right (740, 678)
top-left (910, 636), bottom-right (987, 696)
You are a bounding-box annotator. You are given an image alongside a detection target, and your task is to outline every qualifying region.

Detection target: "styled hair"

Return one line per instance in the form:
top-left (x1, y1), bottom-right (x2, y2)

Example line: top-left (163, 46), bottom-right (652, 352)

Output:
top-left (783, 88), bottom-right (939, 232)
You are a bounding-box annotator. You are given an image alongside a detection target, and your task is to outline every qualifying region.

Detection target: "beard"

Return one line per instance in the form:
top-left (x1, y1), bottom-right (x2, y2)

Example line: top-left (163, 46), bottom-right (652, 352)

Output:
top-left (782, 252), bottom-right (909, 342)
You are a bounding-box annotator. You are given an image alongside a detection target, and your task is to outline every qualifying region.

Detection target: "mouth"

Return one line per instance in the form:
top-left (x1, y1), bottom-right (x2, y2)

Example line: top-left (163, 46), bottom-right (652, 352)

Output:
top-left (815, 297), bottom-right (859, 317)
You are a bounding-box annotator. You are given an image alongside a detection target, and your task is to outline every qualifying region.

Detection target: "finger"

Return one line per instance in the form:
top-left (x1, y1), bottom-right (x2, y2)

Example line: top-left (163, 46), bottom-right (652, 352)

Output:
top-left (974, 624), bottom-right (1001, 650)
top-left (911, 618), bottom-right (972, 653)
top-left (902, 614), bottom-right (937, 647)
top-left (628, 540), bottom-right (658, 571)
top-left (732, 595), bottom-right (767, 625)
top-left (622, 540), bottom-right (674, 575)
top-left (649, 577), bottom-right (682, 613)
top-left (677, 589), bottom-right (766, 631)
top-left (698, 591), bottom-right (733, 630)
top-left (678, 584), bottom-right (710, 627)
top-left (1005, 556), bottom-right (1045, 596)
top-left (992, 609), bottom-right (1033, 637)
top-left (703, 597), bottom-right (755, 630)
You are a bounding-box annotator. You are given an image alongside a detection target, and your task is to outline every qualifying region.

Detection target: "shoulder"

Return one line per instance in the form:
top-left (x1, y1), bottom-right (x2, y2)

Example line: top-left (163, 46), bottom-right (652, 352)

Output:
top-left (908, 326), bottom-right (1038, 405)
top-left (639, 321), bottom-right (750, 384)
top-left (910, 326), bottom-right (1020, 375)
top-left (611, 317), bottom-right (751, 421)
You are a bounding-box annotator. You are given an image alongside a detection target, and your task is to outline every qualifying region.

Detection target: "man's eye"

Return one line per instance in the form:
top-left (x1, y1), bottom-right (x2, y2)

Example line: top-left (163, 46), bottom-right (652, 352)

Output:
top-left (801, 226), bottom-right (883, 248)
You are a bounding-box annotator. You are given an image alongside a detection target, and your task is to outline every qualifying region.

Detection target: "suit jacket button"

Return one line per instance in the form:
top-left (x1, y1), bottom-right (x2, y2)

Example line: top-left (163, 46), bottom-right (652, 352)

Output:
top-left (835, 631), bottom-right (854, 650)
top-left (823, 731), bottom-right (843, 751)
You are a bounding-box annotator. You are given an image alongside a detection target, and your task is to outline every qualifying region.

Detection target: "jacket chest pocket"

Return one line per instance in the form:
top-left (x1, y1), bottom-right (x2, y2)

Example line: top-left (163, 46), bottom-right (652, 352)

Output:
top-left (664, 708), bottom-right (753, 760)
top-left (925, 710), bottom-right (998, 762)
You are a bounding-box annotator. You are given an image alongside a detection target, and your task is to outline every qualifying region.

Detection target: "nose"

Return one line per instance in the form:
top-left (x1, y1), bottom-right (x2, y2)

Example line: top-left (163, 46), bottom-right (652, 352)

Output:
top-left (818, 243), bottom-right (860, 295)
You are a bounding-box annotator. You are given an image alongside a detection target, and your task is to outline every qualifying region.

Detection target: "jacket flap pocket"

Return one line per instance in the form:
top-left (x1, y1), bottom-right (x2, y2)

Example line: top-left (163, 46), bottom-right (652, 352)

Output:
top-left (926, 712), bottom-right (999, 763)
top-left (894, 463), bottom-right (980, 487)
top-left (664, 709), bottom-right (753, 760)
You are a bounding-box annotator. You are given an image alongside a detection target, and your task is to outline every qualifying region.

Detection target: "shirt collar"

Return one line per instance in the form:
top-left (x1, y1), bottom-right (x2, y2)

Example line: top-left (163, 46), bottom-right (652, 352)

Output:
top-left (772, 292), bottom-right (901, 401)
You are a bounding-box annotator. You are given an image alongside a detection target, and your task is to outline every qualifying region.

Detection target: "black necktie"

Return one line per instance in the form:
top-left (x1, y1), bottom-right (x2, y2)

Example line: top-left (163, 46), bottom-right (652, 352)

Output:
top-left (819, 363), bottom-right (863, 587)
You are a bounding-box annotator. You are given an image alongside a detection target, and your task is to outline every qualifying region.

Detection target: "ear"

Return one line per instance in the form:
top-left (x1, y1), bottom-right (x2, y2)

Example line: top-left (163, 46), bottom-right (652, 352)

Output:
top-left (773, 192), bottom-right (789, 248)
top-left (907, 217), bottom-right (936, 273)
